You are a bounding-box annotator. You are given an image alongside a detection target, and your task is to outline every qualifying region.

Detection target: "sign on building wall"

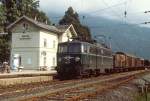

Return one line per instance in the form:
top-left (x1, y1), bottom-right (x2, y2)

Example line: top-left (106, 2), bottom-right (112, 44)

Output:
top-left (20, 34), bottom-right (31, 40)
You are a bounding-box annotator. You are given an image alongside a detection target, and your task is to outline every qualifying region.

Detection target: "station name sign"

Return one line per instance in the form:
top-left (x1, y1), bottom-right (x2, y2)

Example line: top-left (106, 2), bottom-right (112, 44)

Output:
top-left (20, 34), bottom-right (31, 40)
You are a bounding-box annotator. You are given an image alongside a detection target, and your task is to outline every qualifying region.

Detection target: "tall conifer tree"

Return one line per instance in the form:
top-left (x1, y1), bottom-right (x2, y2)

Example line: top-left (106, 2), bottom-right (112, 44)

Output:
top-left (59, 7), bottom-right (91, 41)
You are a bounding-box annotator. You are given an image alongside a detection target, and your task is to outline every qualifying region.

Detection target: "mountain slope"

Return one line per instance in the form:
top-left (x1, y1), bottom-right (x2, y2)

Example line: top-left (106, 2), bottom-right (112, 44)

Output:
top-left (85, 16), bottom-right (150, 59)
top-left (48, 13), bottom-right (150, 59)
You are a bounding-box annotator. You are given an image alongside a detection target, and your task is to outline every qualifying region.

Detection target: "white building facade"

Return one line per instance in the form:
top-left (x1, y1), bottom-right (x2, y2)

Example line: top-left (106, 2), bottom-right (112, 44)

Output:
top-left (7, 16), bottom-right (77, 70)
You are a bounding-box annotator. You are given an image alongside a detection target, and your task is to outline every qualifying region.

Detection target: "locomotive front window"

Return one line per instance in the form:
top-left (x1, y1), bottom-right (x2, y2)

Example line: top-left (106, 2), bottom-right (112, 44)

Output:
top-left (58, 43), bottom-right (81, 53)
top-left (58, 45), bottom-right (68, 53)
top-left (68, 44), bottom-right (81, 53)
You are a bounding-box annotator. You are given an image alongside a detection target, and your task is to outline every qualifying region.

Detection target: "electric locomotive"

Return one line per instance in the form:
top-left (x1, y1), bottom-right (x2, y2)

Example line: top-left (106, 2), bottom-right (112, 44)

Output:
top-left (56, 40), bottom-right (113, 79)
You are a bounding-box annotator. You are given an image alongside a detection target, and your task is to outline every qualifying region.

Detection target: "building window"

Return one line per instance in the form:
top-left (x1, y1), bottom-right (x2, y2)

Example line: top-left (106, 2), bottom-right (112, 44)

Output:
top-left (53, 40), bottom-right (56, 48)
top-left (27, 58), bottom-right (31, 65)
top-left (41, 51), bottom-right (46, 56)
top-left (44, 39), bottom-right (47, 47)
top-left (53, 57), bottom-right (55, 66)
top-left (19, 56), bottom-right (22, 66)
top-left (44, 57), bottom-right (46, 66)
top-left (22, 23), bottom-right (28, 33)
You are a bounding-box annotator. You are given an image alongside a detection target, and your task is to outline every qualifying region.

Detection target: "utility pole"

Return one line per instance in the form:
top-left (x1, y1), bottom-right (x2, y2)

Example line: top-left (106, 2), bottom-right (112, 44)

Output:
top-left (142, 78), bottom-right (150, 101)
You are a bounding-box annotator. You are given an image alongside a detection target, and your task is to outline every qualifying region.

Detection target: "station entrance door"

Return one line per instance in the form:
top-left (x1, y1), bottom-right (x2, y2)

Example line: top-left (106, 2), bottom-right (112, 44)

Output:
top-left (12, 54), bottom-right (21, 70)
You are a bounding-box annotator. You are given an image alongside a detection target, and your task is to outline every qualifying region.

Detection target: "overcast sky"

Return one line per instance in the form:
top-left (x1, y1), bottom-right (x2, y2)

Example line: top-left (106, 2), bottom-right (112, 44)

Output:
top-left (40, 0), bottom-right (150, 26)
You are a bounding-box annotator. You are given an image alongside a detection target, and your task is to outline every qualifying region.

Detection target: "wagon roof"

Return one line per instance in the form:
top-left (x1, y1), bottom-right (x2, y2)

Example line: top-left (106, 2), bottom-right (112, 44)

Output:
top-left (115, 52), bottom-right (125, 55)
top-left (115, 51), bottom-right (137, 58)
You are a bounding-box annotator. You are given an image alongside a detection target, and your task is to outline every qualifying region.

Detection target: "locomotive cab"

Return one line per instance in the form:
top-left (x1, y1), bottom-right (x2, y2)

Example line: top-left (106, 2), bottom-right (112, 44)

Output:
top-left (56, 41), bottom-right (82, 79)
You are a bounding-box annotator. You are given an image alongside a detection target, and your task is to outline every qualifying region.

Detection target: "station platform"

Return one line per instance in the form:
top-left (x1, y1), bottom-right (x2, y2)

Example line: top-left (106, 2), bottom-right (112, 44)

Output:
top-left (0, 70), bottom-right (57, 86)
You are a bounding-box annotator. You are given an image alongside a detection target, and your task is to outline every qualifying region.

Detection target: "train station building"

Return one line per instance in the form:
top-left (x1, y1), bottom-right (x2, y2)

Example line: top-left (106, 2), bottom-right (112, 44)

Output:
top-left (7, 16), bottom-right (77, 71)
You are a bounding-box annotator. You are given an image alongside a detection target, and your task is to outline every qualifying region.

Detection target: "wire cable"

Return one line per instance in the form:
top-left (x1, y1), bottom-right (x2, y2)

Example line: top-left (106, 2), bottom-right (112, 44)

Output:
top-left (87, 1), bottom-right (126, 14)
top-left (101, 0), bottom-right (123, 20)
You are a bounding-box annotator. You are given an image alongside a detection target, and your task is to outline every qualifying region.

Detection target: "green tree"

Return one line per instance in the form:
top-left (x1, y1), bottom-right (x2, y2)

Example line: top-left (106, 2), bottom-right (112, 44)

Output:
top-left (17, 0), bottom-right (39, 16)
top-left (0, 0), bottom-right (51, 26)
top-left (59, 7), bottom-right (91, 41)
top-left (0, 4), bottom-right (6, 27)
top-left (0, 0), bottom-right (51, 63)
top-left (0, 37), bottom-right (10, 63)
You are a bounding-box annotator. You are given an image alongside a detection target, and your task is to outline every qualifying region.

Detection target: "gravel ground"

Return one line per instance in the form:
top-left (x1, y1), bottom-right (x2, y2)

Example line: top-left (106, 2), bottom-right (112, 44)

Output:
top-left (97, 84), bottom-right (138, 101)
top-left (81, 83), bottom-right (138, 101)
top-left (81, 73), bottom-right (150, 101)
top-left (0, 71), bottom-right (149, 101)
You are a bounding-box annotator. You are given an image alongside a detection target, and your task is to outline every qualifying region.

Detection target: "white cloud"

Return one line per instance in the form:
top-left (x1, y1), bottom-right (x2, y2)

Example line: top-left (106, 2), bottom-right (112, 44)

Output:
top-left (39, 0), bottom-right (150, 25)
top-left (40, 0), bottom-right (124, 13)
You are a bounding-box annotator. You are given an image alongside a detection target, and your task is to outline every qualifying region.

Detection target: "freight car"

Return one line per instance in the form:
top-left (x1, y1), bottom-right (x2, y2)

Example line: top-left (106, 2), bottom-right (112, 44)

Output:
top-left (144, 59), bottom-right (150, 68)
top-left (114, 52), bottom-right (145, 72)
top-left (56, 40), bottom-right (113, 79)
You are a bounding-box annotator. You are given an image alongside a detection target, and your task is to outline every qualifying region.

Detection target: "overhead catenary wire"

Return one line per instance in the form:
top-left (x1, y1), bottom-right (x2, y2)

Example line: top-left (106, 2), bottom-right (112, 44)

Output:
top-left (79, 0), bottom-right (130, 26)
top-left (49, 0), bottom-right (150, 27)
top-left (102, 0), bottom-right (124, 19)
top-left (79, 0), bottom-right (128, 27)
top-left (86, 21), bottom-right (147, 29)
top-left (79, 1), bottom-right (126, 21)
top-left (144, 11), bottom-right (150, 13)
top-left (85, 0), bottom-right (144, 16)
top-left (50, 1), bottom-right (145, 19)
top-left (79, 0), bottom-right (150, 55)
top-left (87, 1), bottom-right (126, 14)
top-left (126, 11), bottom-right (147, 17)
top-left (80, 0), bottom-right (150, 25)
top-left (102, 0), bottom-right (127, 23)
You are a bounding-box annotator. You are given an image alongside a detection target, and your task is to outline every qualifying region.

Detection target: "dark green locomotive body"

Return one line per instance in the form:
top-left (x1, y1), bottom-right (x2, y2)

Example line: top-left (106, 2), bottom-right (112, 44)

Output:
top-left (56, 41), bottom-right (113, 79)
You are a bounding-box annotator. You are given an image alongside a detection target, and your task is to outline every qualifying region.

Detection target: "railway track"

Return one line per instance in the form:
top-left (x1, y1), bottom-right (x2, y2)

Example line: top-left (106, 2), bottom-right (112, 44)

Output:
top-left (28, 75), bottom-right (134, 101)
top-left (0, 70), bottom-right (148, 101)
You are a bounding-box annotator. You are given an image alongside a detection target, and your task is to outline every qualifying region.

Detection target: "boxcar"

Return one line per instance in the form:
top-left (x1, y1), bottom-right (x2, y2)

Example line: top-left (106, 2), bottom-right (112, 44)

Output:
top-left (144, 59), bottom-right (150, 68)
top-left (114, 52), bottom-right (145, 71)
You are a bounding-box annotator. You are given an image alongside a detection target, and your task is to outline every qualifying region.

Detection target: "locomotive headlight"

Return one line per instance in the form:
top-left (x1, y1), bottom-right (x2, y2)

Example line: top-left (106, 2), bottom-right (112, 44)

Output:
top-left (75, 57), bottom-right (80, 62)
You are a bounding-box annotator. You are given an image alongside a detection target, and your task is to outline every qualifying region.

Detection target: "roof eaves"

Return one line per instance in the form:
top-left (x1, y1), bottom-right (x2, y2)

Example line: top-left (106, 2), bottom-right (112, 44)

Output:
top-left (7, 16), bottom-right (61, 34)
top-left (7, 16), bottom-right (25, 30)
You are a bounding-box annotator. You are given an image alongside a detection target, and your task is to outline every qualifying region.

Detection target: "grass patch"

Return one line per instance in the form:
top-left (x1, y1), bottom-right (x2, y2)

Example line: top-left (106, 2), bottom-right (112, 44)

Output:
top-left (136, 93), bottom-right (150, 101)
